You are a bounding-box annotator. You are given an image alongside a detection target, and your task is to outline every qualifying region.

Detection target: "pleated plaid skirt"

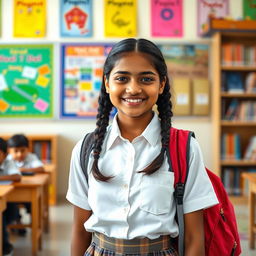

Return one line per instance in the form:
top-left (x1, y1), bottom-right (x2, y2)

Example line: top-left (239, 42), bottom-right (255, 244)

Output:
top-left (84, 232), bottom-right (179, 256)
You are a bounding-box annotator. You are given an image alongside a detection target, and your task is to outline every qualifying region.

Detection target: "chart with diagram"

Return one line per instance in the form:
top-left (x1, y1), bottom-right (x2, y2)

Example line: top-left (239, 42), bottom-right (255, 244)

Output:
top-left (0, 45), bottom-right (53, 118)
top-left (61, 43), bottom-right (113, 118)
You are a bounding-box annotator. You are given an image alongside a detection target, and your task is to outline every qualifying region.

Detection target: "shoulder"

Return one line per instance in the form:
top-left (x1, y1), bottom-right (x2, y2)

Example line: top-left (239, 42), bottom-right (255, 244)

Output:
top-left (189, 137), bottom-right (203, 156)
top-left (26, 153), bottom-right (40, 160)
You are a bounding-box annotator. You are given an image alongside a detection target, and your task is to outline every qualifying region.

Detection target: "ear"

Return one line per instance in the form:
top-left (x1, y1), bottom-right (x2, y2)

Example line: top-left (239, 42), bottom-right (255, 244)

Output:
top-left (104, 75), bottom-right (109, 93)
top-left (159, 76), bottom-right (166, 95)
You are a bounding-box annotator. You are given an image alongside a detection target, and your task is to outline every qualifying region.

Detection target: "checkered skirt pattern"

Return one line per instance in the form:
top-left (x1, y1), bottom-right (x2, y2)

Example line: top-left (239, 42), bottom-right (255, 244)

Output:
top-left (84, 232), bottom-right (178, 256)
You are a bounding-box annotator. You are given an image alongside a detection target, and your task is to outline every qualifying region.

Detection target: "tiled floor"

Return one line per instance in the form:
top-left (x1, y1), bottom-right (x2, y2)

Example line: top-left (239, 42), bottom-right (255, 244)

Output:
top-left (9, 201), bottom-right (256, 256)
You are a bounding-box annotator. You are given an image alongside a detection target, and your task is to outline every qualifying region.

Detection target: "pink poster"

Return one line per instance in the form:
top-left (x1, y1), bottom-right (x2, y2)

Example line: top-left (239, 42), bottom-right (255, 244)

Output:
top-left (151, 0), bottom-right (183, 37)
top-left (197, 0), bottom-right (229, 36)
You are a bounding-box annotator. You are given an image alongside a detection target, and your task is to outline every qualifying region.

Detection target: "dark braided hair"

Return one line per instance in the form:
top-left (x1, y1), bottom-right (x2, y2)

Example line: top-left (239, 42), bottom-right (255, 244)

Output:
top-left (92, 38), bottom-right (173, 181)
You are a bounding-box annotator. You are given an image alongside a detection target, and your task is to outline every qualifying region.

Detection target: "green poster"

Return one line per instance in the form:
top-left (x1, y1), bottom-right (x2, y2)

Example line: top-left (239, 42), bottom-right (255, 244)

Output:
top-left (0, 45), bottom-right (53, 118)
top-left (243, 0), bottom-right (256, 20)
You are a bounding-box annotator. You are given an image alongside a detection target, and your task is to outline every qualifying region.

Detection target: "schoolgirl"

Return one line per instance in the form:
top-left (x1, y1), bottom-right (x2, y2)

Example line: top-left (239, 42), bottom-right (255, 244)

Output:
top-left (66, 38), bottom-right (218, 256)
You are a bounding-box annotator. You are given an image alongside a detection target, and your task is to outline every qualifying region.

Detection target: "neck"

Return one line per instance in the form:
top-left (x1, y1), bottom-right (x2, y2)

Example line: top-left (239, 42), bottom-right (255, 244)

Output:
top-left (117, 112), bottom-right (154, 142)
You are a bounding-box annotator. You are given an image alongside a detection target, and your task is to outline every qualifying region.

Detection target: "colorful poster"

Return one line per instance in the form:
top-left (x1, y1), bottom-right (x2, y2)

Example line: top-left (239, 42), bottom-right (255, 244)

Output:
top-left (243, 0), bottom-right (256, 20)
top-left (13, 0), bottom-right (46, 37)
top-left (104, 0), bottom-right (137, 37)
top-left (60, 0), bottom-right (92, 37)
top-left (197, 0), bottom-right (229, 36)
top-left (158, 44), bottom-right (209, 79)
top-left (61, 44), bottom-right (113, 118)
top-left (0, 45), bottom-right (53, 118)
top-left (151, 0), bottom-right (183, 37)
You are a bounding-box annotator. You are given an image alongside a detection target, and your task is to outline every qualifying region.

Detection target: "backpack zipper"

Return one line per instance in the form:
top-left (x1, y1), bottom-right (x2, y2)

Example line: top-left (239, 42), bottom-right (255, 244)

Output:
top-left (231, 241), bottom-right (237, 256)
top-left (220, 207), bottom-right (226, 221)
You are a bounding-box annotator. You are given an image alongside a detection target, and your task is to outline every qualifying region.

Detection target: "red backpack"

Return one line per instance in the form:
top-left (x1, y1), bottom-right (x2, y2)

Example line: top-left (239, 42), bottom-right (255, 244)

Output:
top-left (170, 128), bottom-right (241, 256)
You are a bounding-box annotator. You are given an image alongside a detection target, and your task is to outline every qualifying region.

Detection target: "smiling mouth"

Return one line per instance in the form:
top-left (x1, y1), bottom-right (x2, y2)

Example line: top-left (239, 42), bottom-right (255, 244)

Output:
top-left (123, 98), bottom-right (144, 103)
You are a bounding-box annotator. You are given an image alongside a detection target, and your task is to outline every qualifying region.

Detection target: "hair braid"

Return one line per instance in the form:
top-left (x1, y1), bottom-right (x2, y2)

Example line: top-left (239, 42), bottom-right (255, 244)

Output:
top-left (92, 84), bottom-right (113, 181)
top-left (157, 77), bottom-right (173, 148)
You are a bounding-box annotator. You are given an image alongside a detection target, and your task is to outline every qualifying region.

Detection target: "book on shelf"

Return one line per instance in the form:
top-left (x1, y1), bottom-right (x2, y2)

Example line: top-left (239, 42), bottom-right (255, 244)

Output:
top-left (225, 72), bottom-right (244, 93)
top-left (221, 43), bottom-right (256, 66)
top-left (244, 136), bottom-right (256, 161)
top-left (221, 133), bottom-right (241, 160)
top-left (222, 168), bottom-right (244, 196)
top-left (245, 72), bottom-right (256, 93)
top-left (223, 100), bottom-right (256, 121)
top-left (223, 99), bottom-right (239, 120)
top-left (33, 141), bottom-right (52, 163)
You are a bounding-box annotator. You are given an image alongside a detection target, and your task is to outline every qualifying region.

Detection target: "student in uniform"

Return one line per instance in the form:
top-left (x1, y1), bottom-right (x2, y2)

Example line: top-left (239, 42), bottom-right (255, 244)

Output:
top-left (7, 134), bottom-right (45, 174)
top-left (7, 134), bottom-right (45, 236)
top-left (0, 137), bottom-right (21, 255)
top-left (66, 38), bottom-right (219, 256)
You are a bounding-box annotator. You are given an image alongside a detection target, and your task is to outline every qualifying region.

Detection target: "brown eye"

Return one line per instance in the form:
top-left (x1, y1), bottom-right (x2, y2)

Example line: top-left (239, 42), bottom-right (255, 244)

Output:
top-left (115, 76), bottom-right (128, 82)
top-left (141, 77), bottom-right (154, 83)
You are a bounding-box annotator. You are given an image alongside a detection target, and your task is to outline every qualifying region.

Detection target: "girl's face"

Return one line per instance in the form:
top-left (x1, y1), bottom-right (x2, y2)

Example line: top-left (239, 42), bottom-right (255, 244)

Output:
top-left (105, 52), bottom-right (165, 122)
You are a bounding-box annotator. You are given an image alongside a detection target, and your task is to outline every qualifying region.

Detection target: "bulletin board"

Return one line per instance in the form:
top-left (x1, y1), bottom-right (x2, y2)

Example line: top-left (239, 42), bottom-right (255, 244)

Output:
top-left (0, 44), bottom-right (53, 118)
top-left (60, 43), bottom-right (113, 118)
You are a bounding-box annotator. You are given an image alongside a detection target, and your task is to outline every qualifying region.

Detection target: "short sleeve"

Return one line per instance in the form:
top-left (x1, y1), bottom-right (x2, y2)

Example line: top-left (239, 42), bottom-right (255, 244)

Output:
top-left (66, 139), bottom-right (91, 210)
top-left (183, 137), bottom-right (219, 214)
top-left (3, 160), bottom-right (21, 176)
top-left (27, 153), bottom-right (43, 168)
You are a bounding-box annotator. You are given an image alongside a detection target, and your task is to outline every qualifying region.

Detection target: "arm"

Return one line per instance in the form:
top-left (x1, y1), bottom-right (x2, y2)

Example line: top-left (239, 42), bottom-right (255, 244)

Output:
top-left (0, 174), bottom-right (21, 182)
top-left (184, 209), bottom-right (205, 256)
top-left (71, 205), bottom-right (92, 256)
top-left (20, 166), bottom-right (45, 173)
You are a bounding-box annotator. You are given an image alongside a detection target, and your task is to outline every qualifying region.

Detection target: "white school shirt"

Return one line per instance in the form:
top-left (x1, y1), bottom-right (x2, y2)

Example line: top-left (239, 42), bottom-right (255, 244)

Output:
top-left (0, 158), bottom-right (21, 176)
top-left (67, 113), bottom-right (218, 239)
top-left (7, 153), bottom-right (43, 168)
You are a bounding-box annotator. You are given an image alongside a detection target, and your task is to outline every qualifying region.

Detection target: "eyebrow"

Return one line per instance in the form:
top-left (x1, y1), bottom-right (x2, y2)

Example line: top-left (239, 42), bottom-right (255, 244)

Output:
top-left (113, 71), bottom-right (157, 76)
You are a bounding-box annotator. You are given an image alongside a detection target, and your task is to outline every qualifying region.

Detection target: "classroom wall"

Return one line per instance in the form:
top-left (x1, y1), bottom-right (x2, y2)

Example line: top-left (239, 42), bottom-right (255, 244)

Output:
top-left (0, 0), bottom-right (243, 199)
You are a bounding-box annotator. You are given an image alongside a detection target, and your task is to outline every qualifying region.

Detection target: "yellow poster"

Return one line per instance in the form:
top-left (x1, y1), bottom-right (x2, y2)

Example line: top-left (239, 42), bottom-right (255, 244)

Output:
top-left (104, 0), bottom-right (137, 37)
top-left (13, 0), bottom-right (46, 37)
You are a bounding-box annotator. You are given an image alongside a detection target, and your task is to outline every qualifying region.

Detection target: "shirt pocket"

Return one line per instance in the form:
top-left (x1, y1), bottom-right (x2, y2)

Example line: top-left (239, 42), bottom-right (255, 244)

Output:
top-left (139, 172), bottom-right (174, 215)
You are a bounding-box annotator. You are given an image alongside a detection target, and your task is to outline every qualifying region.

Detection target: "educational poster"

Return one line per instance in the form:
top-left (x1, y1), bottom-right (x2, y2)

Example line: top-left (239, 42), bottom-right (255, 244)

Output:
top-left (151, 0), bottom-right (183, 37)
top-left (158, 44), bottom-right (209, 116)
top-left (60, 0), bottom-right (92, 37)
top-left (104, 0), bottom-right (137, 37)
top-left (197, 0), bottom-right (229, 36)
top-left (13, 0), bottom-right (46, 37)
top-left (61, 44), bottom-right (113, 118)
top-left (0, 45), bottom-right (53, 118)
top-left (243, 0), bottom-right (256, 20)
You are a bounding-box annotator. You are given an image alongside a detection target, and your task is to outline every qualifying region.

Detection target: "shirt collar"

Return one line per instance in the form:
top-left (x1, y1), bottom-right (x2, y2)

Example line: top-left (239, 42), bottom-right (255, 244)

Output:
top-left (106, 112), bottom-right (161, 151)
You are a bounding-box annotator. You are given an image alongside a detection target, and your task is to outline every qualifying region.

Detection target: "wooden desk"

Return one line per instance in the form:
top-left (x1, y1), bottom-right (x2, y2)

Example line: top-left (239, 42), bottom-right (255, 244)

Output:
top-left (242, 172), bottom-right (256, 249)
top-left (7, 174), bottom-right (49, 256)
top-left (0, 186), bottom-right (14, 256)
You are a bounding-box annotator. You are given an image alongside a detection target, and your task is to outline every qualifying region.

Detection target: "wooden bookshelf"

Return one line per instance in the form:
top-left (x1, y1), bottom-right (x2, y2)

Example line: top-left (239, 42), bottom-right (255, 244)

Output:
top-left (212, 32), bottom-right (256, 204)
top-left (0, 134), bottom-right (57, 205)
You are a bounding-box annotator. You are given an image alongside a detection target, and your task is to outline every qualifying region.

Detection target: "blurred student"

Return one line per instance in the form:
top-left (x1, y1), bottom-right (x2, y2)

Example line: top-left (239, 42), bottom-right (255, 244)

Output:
top-left (7, 134), bottom-right (45, 236)
top-left (0, 137), bottom-right (21, 255)
top-left (7, 134), bottom-right (45, 174)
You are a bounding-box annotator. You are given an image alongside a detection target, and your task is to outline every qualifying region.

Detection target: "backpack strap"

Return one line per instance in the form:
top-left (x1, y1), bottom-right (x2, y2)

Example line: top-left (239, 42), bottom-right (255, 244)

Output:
top-left (80, 132), bottom-right (95, 182)
top-left (169, 127), bottom-right (195, 256)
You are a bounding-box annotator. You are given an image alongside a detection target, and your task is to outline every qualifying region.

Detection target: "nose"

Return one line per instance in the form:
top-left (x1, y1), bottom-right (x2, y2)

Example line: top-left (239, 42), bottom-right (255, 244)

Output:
top-left (125, 80), bottom-right (142, 94)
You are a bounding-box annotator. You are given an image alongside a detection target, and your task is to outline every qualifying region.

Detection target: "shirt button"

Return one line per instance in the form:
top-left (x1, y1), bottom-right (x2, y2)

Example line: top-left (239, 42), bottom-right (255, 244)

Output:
top-left (123, 184), bottom-right (128, 189)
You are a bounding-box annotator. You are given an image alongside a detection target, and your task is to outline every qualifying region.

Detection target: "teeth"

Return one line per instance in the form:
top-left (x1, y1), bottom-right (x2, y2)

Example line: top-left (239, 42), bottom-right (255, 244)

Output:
top-left (125, 99), bottom-right (143, 103)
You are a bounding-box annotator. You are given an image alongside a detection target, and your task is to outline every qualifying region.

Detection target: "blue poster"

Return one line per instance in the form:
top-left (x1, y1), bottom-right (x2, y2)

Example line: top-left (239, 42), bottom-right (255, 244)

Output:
top-left (60, 0), bottom-right (92, 37)
top-left (60, 43), bottom-right (114, 119)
